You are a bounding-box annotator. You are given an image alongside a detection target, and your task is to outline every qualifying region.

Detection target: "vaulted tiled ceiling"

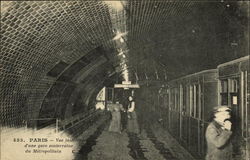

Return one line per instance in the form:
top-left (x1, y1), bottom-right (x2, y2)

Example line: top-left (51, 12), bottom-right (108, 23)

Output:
top-left (0, 1), bottom-right (249, 126)
top-left (126, 1), bottom-right (249, 80)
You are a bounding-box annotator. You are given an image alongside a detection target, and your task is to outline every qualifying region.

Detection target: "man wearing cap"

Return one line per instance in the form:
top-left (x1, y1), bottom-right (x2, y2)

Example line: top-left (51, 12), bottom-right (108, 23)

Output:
top-left (205, 106), bottom-right (233, 160)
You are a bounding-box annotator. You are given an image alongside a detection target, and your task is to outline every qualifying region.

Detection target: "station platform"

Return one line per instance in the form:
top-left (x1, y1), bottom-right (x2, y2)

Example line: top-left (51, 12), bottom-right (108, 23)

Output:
top-left (74, 113), bottom-right (195, 160)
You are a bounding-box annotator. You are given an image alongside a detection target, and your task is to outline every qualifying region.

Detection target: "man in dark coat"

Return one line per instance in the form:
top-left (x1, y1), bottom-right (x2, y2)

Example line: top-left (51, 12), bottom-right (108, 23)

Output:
top-left (205, 106), bottom-right (233, 160)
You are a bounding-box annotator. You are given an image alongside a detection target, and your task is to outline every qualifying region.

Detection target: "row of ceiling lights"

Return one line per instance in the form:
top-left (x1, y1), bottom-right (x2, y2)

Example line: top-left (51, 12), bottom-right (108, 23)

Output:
top-left (105, 1), bottom-right (130, 82)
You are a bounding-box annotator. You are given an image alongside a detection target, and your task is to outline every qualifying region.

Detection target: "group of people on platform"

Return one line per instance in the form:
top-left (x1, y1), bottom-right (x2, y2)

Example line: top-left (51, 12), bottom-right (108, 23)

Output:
top-left (99, 95), bottom-right (234, 160)
top-left (106, 102), bottom-right (234, 160)
top-left (107, 96), bottom-right (140, 134)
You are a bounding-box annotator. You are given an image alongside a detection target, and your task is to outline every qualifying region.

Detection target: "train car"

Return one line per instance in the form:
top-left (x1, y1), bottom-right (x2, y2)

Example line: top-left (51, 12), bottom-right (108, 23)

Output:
top-left (159, 69), bottom-right (218, 159)
top-left (157, 56), bottom-right (249, 159)
top-left (217, 55), bottom-right (249, 160)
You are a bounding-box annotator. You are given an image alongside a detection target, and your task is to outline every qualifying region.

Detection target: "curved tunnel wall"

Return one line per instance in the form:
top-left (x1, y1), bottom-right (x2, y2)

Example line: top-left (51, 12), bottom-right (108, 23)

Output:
top-left (37, 46), bottom-right (111, 127)
top-left (0, 1), bottom-right (116, 127)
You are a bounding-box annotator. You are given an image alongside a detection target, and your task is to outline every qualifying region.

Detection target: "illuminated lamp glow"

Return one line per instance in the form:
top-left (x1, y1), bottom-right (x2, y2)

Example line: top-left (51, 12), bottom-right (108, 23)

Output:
top-left (120, 37), bottom-right (125, 43)
top-left (122, 69), bottom-right (129, 81)
top-left (113, 31), bottom-right (127, 41)
top-left (118, 51), bottom-right (124, 55)
top-left (104, 1), bottom-right (124, 11)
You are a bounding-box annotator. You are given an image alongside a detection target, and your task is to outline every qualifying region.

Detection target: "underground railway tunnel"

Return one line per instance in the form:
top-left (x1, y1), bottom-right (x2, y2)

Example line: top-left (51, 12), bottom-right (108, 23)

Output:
top-left (0, 1), bottom-right (249, 160)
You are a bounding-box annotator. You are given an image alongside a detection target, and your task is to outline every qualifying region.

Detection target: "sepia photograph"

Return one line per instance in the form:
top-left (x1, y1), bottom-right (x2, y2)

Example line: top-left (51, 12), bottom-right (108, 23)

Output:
top-left (0, 0), bottom-right (249, 160)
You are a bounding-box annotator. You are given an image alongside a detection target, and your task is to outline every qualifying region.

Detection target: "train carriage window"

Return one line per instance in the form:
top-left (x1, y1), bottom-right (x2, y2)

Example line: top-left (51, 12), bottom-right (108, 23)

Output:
top-left (189, 84), bottom-right (200, 118)
top-left (229, 78), bottom-right (239, 107)
top-left (180, 85), bottom-right (184, 114)
top-left (193, 85), bottom-right (197, 118)
top-left (195, 84), bottom-right (201, 119)
top-left (220, 80), bottom-right (228, 105)
top-left (173, 88), bottom-right (176, 111)
top-left (183, 87), bottom-right (187, 114)
top-left (176, 88), bottom-right (179, 111)
top-left (170, 88), bottom-right (174, 111)
top-left (169, 89), bottom-right (171, 110)
top-left (182, 85), bottom-right (186, 115)
top-left (169, 89), bottom-right (172, 111)
top-left (200, 84), bottom-right (204, 119)
top-left (174, 88), bottom-right (177, 111)
top-left (173, 89), bottom-right (175, 111)
top-left (165, 89), bottom-right (170, 109)
top-left (174, 88), bottom-right (176, 111)
top-left (186, 86), bottom-right (190, 116)
top-left (190, 85), bottom-right (194, 117)
top-left (229, 79), bottom-right (238, 93)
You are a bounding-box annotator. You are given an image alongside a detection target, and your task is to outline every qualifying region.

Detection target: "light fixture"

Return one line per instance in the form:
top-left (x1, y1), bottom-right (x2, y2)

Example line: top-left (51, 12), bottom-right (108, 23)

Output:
top-left (121, 64), bottom-right (128, 70)
top-left (118, 50), bottom-right (124, 55)
top-left (105, 1), bottom-right (124, 11)
top-left (112, 31), bottom-right (127, 41)
top-left (120, 37), bottom-right (125, 43)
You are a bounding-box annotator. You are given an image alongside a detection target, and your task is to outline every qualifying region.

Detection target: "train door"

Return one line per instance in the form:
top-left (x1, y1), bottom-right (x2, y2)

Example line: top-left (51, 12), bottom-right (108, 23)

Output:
top-left (175, 87), bottom-right (180, 138)
top-left (169, 88), bottom-right (173, 134)
top-left (167, 88), bottom-right (171, 130)
top-left (196, 83), bottom-right (204, 157)
top-left (180, 84), bottom-right (188, 146)
top-left (189, 83), bottom-right (202, 157)
top-left (240, 70), bottom-right (250, 159)
top-left (220, 78), bottom-right (241, 155)
top-left (179, 85), bottom-right (183, 140)
top-left (181, 85), bottom-right (189, 147)
top-left (188, 85), bottom-right (193, 153)
top-left (168, 88), bottom-right (171, 130)
top-left (162, 90), bottom-right (169, 129)
top-left (228, 78), bottom-right (240, 135)
top-left (158, 90), bottom-right (164, 122)
top-left (170, 88), bottom-right (175, 134)
top-left (220, 78), bottom-right (240, 127)
top-left (222, 79), bottom-right (240, 126)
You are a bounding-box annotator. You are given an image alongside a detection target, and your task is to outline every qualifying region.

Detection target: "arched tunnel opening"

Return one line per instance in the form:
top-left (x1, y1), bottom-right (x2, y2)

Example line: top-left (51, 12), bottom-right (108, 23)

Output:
top-left (0, 1), bottom-right (249, 160)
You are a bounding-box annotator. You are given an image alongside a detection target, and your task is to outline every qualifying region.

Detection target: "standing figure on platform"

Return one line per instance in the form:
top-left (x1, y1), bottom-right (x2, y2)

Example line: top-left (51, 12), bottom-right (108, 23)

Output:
top-left (127, 96), bottom-right (140, 134)
top-left (107, 100), bottom-right (124, 133)
top-left (205, 106), bottom-right (233, 160)
top-left (121, 98), bottom-right (128, 132)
